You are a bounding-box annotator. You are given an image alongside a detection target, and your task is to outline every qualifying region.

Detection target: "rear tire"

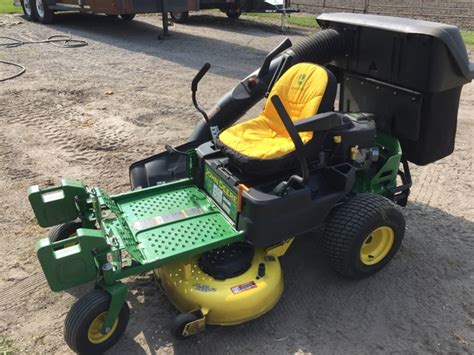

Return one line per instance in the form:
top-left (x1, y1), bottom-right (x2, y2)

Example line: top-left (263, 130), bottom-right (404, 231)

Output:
top-left (20, 0), bottom-right (36, 21)
top-left (322, 193), bottom-right (405, 279)
top-left (33, 0), bottom-right (54, 24)
top-left (120, 14), bottom-right (135, 21)
top-left (64, 289), bottom-right (130, 354)
top-left (170, 11), bottom-right (189, 23)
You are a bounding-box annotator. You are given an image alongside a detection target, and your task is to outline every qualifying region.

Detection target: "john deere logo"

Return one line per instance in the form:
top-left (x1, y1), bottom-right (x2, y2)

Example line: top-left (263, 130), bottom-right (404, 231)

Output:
top-left (297, 74), bottom-right (306, 87)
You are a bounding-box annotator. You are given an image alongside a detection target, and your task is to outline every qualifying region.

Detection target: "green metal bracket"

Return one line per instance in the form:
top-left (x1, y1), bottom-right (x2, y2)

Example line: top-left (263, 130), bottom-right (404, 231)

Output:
top-left (28, 179), bottom-right (89, 227)
top-left (98, 281), bottom-right (128, 334)
top-left (353, 131), bottom-right (402, 195)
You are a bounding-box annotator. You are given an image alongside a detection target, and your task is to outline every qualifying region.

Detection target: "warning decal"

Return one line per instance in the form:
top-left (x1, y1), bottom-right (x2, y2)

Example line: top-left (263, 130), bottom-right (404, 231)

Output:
top-left (230, 281), bottom-right (257, 294)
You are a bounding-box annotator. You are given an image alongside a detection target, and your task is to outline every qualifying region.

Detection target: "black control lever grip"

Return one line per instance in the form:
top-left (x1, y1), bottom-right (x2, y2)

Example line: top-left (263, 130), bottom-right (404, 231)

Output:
top-left (258, 38), bottom-right (292, 79)
top-left (192, 63), bottom-right (211, 92)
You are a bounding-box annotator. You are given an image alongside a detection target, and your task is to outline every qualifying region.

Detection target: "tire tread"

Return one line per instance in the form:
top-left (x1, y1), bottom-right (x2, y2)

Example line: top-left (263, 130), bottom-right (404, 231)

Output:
top-left (322, 193), bottom-right (405, 278)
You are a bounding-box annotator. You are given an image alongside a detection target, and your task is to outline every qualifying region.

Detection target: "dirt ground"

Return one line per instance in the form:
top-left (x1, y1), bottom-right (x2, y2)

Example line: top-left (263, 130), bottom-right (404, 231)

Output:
top-left (0, 11), bottom-right (473, 354)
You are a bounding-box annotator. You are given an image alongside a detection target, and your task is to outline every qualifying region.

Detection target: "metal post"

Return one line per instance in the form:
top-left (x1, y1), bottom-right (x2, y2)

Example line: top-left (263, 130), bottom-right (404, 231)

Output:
top-left (162, 11), bottom-right (169, 37)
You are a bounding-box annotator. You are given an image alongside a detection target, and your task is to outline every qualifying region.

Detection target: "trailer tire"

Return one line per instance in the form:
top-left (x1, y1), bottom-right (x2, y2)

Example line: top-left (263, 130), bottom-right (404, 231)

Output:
top-left (226, 9), bottom-right (241, 20)
top-left (322, 193), bottom-right (405, 279)
top-left (170, 11), bottom-right (189, 24)
top-left (20, 0), bottom-right (37, 21)
top-left (120, 14), bottom-right (136, 21)
top-left (33, 0), bottom-right (54, 24)
top-left (64, 289), bottom-right (130, 354)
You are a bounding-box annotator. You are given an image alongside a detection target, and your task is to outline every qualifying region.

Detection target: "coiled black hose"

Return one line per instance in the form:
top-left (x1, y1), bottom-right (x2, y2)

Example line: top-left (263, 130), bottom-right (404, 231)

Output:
top-left (0, 35), bottom-right (88, 82)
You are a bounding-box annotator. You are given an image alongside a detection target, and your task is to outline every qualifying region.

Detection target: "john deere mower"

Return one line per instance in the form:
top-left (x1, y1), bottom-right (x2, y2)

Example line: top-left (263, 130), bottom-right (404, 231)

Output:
top-left (27, 13), bottom-right (473, 354)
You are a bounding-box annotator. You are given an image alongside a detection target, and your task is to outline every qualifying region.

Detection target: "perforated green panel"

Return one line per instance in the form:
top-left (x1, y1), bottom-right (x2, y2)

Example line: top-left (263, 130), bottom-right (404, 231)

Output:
top-left (121, 187), bottom-right (207, 220)
top-left (138, 213), bottom-right (240, 263)
top-left (99, 180), bottom-right (243, 266)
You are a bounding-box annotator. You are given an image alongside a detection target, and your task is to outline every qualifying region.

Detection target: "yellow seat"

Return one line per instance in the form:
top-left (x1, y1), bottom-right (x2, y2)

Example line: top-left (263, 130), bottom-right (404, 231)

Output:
top-left (217, 63), bottom-right (335, 173)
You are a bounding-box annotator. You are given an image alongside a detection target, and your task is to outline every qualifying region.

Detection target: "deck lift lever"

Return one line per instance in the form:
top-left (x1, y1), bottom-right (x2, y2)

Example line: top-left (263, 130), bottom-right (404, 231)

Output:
top-left (191, 63), bottom-right (220, 143)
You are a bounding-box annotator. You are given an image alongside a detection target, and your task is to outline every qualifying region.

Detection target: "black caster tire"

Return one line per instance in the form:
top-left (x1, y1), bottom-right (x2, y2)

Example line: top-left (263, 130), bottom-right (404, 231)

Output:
top-left (33, 0), bottom-right (54, 24)
top-left (48, 221), bottom-right (82, 243)
top-left (170, 11), bottom-right (189, 23)
top-left (171, 313), bottom-right (198, 339)
top-left (64, 289), bottom-right (130, 354)
top-left (120, 14), bottom-right (136, 21)
top-left (20, 0), bottom-right (37, 21)
top-left (322, 193), bottom-right (405, 279)
top-left (226, 9), bottom-right (242, 20)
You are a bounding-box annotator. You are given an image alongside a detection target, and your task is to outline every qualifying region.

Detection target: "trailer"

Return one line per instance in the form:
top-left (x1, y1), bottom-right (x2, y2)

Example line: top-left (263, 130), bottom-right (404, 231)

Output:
top-left (19, 0), bottom-right (298, 35)
top-left (170, 0), bottom-right (298, 23)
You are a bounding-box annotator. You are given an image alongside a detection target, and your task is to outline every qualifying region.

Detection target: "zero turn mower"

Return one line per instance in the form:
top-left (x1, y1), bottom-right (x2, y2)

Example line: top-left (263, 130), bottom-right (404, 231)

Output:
top-left (27, 13), bottom-right (473, 354)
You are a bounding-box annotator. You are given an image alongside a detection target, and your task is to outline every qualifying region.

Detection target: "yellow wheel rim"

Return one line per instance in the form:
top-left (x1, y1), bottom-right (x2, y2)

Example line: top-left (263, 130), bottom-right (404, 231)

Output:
top-left (360, 226), bottom-right (394, 265)
top-left (87, 312), bottom-right (118, 344)
top-left (64, 232), bottom-right (77, 248)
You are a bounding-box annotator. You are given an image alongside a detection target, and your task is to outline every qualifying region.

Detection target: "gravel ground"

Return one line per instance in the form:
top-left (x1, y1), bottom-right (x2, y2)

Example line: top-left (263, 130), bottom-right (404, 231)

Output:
top-left (0, 12), bottom-right (473, 354)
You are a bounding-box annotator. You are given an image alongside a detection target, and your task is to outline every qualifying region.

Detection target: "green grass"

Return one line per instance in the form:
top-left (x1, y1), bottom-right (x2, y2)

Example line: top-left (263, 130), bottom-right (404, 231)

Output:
top-left (242, 13), bottom-right (318, 29)
top-left (0, 0), bottom-right (21, 14)
top-left (461, 31), bottom-right (474, 47)
top-left (244, 13), bottom-right (474, 48)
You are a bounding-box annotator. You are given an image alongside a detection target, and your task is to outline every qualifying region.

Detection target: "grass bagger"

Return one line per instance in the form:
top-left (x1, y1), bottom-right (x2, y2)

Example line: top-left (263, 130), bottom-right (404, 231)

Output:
top-left (27, 13), bottom-right (474, 354)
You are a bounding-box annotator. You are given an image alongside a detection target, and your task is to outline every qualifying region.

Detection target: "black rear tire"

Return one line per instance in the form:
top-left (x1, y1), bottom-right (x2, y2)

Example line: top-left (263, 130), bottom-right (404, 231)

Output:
top-left (322, 193), bottom-right (405, 279)
top-left (20, 0), bottom-right (37, 21)
top-left (170, 11), bottom-right (189, 23)
top-left (33, 0), bottom-right (54, 24)
top-left (171, 313), bottom-right (198, 339)
top-left (64, 289), bottom-right (130, 354)
top-left (48, 221), bottom-right (82, 243)
top-left (120, 14), bottom-right (135, 21)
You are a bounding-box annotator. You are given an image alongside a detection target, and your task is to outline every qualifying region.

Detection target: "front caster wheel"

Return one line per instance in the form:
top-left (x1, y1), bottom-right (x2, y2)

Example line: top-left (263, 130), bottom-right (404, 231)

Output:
top-left (322, 193), bottom-right (405, 279)
top-left (48, 221), bottom-right (82, 249)
top-left (64, 289), bottom-right (130, 354)
top-left (48, 221), bottom-right (82, 242)
top-left (33, 0), bottom-right (54, 24)
top-left (171, 313), bottom-right (198, 339)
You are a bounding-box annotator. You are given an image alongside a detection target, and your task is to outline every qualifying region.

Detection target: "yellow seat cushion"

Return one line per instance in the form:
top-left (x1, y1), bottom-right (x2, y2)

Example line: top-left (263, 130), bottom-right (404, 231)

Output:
top-left (218, 63), bottom-right (329, 160)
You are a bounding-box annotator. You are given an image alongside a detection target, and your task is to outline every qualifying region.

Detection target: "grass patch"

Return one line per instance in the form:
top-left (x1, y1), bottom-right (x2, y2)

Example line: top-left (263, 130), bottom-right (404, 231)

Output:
top-left (0, 0), bottom-right (21, 14)
top-left (461, 31), bottom-right (474, 47)
top-left (244, 13), bottom-right (474, 49)
top-left (242, 13), bottom-right (318, 28)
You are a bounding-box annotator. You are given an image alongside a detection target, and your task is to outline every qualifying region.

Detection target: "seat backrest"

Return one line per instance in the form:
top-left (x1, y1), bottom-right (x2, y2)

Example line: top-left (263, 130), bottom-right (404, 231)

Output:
top-left (263, 63), bottom-right (336, 134)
